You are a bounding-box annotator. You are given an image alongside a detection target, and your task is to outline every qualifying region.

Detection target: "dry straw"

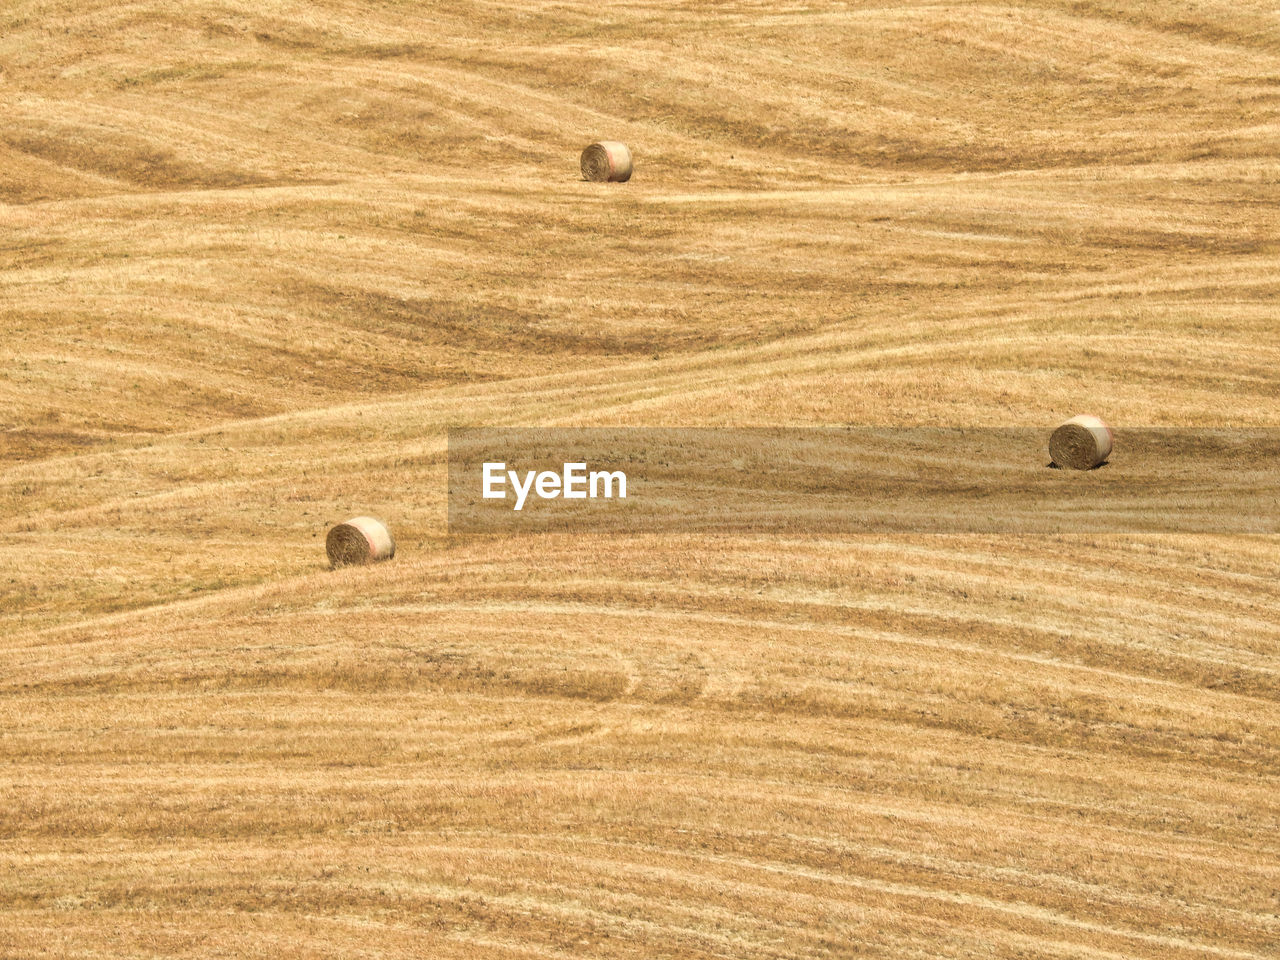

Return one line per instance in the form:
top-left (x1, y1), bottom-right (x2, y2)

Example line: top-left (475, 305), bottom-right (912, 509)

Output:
top-left (326, 516), bottom-right (396, 567)
top-left (580, 141), bottom-right (633, 182)
top-left (1049, 415), bottom-right (1113, 470)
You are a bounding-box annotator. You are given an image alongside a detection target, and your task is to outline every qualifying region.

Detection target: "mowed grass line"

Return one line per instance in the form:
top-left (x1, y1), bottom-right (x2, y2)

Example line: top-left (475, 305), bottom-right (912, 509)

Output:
top-left (2, 537), bottom-right (1278, 957)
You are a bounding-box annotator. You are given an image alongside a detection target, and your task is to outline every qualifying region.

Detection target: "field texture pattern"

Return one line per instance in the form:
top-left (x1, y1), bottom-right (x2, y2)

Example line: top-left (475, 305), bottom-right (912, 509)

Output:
top-left (2, 1), bottom-right (1278, 958)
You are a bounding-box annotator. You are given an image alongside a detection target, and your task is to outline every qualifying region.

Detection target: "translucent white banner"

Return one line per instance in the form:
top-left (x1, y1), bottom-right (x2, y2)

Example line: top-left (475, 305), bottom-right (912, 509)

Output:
top-left (448, 428), bottom-right (1280, 534)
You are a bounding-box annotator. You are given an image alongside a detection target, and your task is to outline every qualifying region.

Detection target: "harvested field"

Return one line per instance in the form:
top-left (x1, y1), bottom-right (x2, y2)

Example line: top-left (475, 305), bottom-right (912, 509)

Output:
top-left (1, 1), bottom-right (1277, 958)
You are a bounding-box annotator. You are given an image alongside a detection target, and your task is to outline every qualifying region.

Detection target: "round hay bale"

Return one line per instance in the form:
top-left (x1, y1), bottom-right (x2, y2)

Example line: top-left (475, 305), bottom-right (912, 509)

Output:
top-left (326, 516), bottom-right (395, 568)
top-left (580, 141), bottom-right (633, 182)
top-left (1049, 415), bottom-right (1113, 470)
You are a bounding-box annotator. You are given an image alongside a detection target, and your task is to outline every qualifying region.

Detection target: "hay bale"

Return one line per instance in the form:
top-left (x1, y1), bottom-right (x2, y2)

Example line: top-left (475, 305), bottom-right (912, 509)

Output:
top-left (326, 516), bottom-right (395, 567)
top-left (580, 141), bottom-right (633, 182)
top-left (1049, 415), bottom-right (1113, 470)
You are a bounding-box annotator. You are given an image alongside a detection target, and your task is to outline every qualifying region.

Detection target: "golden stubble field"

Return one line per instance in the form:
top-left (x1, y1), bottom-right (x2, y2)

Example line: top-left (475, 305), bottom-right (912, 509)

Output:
top-left (2, 1), bottom-right (1278, 957)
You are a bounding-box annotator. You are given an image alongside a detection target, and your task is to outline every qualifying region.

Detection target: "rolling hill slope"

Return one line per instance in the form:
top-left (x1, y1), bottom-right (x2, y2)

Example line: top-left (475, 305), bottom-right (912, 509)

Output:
top-left (2, 1), bottom-right (1278, 957)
